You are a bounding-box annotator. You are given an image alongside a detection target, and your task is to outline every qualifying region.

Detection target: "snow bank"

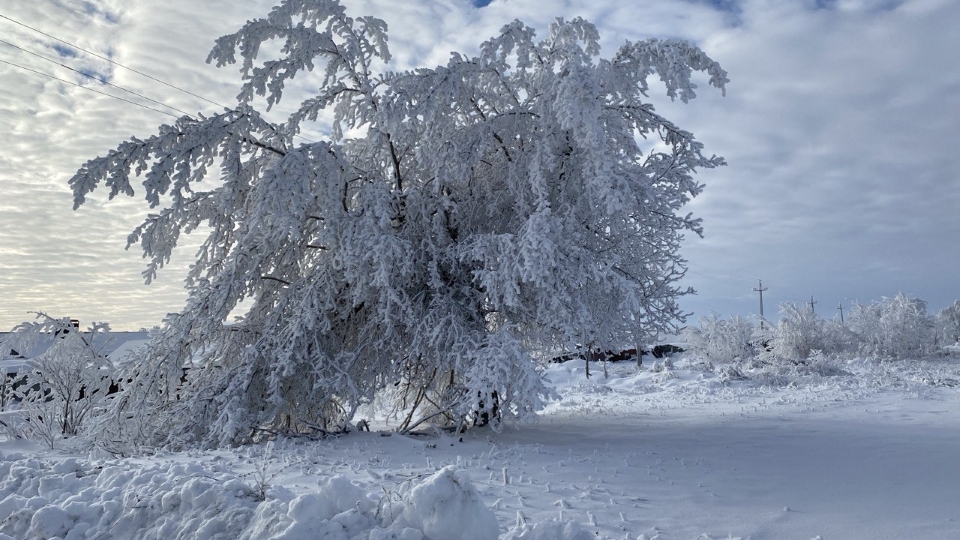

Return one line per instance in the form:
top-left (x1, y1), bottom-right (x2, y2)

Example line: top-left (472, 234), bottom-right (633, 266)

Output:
top-left (0, 452), bottom-right (587, 540)
top-left (0, 453), bottom-right (261, 540)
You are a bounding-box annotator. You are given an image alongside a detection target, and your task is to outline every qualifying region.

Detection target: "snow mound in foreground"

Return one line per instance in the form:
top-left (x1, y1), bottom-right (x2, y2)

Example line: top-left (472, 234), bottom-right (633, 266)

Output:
top-left (0, 453), bottom-right (575, 540)
top-left (386, 466), bottom-right (499, 540)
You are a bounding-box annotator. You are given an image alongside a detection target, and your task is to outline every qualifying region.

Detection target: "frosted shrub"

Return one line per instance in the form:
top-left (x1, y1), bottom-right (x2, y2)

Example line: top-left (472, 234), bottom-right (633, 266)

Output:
top-left (767, 302), bottom-right (823, 362)
top-left (820, 318), bottom-right (860, 355)
top-left (715, 363), bottom-right (747, 384)
top-left (935, 301), bottom-right (960, 348)
top-left (802, 350), bottom-right (850, 377)
top-left (847, 294), bottom-right (935, 359)
top-left (650, 358), bottom-right (674, 372)
top-left (0, 314), bottom-right (113, 445)
top-left (684, 313), bottom-right (756, 361)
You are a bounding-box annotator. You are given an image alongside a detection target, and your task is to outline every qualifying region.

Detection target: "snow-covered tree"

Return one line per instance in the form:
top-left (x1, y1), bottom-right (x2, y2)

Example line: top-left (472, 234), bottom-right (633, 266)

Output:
top-left (69, 0), bottom-right (726, 447)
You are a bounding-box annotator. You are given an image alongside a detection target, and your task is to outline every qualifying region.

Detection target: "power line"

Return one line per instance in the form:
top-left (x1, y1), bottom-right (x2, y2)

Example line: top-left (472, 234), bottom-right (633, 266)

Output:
top-left (0, 12), bottom-right (228, 110)
top-left (0, 57), bottom-right (179, 119)
top-left (0, 37), bottom-right (193, 118)
top-left (0, 12), bottom-right (318, 144)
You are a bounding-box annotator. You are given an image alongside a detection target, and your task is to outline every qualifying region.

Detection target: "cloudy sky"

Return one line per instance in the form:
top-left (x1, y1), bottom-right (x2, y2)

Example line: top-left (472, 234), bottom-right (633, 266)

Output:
top-left (1, 0), bottom-right (958, 330)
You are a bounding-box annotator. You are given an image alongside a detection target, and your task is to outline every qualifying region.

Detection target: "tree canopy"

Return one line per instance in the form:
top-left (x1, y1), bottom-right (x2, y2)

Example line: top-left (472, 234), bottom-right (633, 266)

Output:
top-left (70, 0), bottom-right (726, 448)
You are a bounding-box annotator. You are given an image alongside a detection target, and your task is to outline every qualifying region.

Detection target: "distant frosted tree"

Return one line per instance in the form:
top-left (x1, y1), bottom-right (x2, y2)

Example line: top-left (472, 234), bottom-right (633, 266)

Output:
top-left (69, 0), bottom-right (726, 447)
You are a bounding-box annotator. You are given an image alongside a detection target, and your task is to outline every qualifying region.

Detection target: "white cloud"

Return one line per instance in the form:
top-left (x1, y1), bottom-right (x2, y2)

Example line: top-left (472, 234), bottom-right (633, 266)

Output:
top-left (662, 0), bottom-right (960, 319)
top-left (1, 0), bottom-right (958, 329)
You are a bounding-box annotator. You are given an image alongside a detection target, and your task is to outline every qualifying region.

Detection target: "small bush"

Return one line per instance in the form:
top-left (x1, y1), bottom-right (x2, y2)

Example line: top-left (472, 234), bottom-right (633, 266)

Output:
top-left (767, 302), bottom-right (823, 362)
top-left (0, 314), bottom-right (113, 446)
top-left (684, 314), bottom-right (756, 362)
top-left (847, 294), bottom-right (935, 359)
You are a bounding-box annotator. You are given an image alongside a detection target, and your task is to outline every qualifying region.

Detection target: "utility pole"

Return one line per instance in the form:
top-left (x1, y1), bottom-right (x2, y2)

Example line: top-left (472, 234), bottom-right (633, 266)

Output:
top-left (809, 295), bottom-right (817, 314)
top-left (754, 279), bottom-right (768, 329)
top-left (837, 302), bottom-right (844, 324)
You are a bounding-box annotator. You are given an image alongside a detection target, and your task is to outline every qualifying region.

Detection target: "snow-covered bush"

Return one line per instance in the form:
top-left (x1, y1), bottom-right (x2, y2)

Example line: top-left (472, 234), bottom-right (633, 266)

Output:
top-left (935, 300), bottom-right (960, 348)
top-left (820, 317), bottom-right (860, 355)
top-left (847, 294), bottom-right (936, 359)
top-left (802, 349), bottom-right (851, 377)
top-left (68, 0), bottom-right (727, 447)
top-left (684, 313), bottom-right (755, 361)
top-left (766, 302), bottom-right (823, 362)
top-left (0, 314), bottom-right (113, 445)
top-left (685, 296), bottom-right (948, 366)
top-left (715, 363), bottom-right (748, 384)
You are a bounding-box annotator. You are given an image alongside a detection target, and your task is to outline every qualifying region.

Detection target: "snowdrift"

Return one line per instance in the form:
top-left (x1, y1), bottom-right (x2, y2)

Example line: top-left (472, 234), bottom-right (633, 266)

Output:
top-left (0, 454), bottom-right (593, 540)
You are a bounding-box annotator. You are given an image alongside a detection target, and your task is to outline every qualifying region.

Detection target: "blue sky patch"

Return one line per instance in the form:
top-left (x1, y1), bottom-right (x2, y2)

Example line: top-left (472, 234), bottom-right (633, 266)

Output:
top-left (52, 44), bottom-right (77, 58)
top-left (689, 0), bottom-right (743, 27)
top-left (80, 0), bottom-right (119, 23)
top-left (700, 0), bottom-right (741, 12)
top-left (78, 68), bottom-right (109, 84)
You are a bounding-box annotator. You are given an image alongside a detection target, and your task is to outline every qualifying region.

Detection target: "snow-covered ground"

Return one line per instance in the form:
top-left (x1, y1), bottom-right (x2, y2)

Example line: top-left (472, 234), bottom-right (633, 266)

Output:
top-left (1, 354), bottom-right (958, 539)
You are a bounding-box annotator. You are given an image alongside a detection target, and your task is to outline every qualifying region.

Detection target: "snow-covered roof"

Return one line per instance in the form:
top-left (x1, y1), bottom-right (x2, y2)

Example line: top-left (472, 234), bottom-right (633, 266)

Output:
top-left (0, 357), bottom-right (29, 376)
top-left (0, 331), bottom-right (150, 373)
